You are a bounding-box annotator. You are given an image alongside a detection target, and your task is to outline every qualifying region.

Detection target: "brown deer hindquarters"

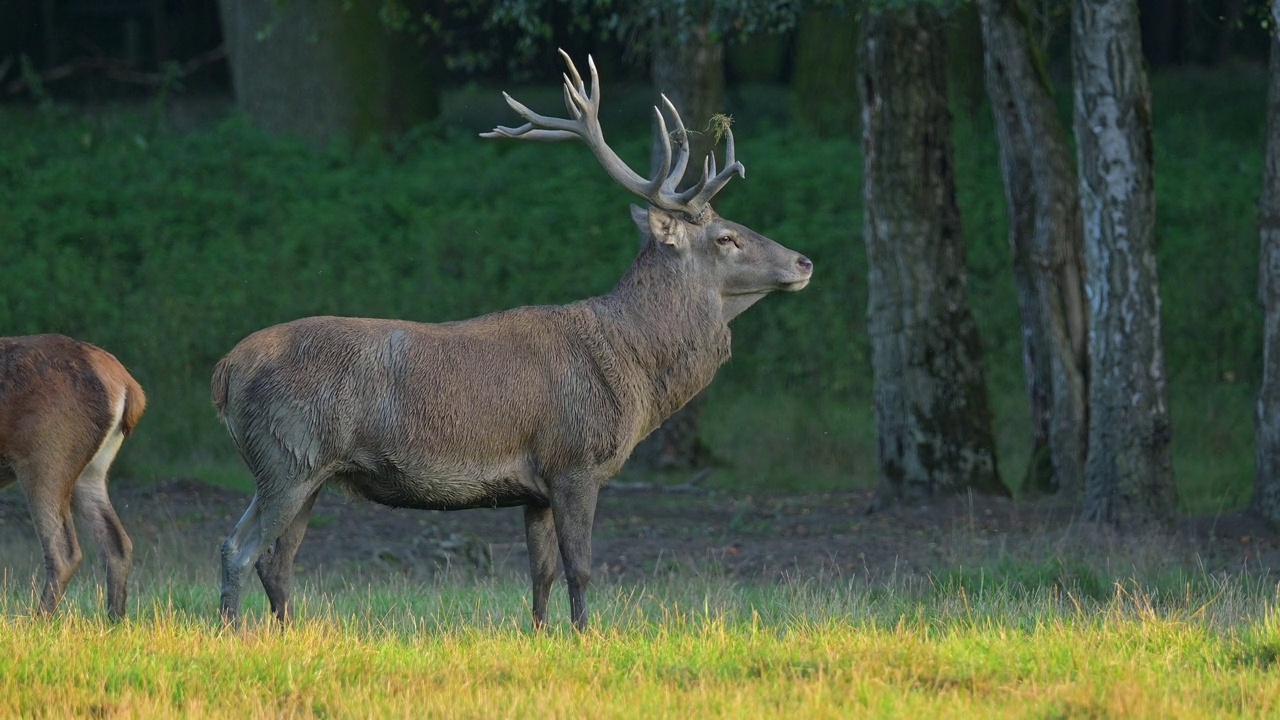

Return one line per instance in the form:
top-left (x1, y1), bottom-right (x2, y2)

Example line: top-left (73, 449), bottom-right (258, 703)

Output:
top-left (0, 334), bottom-right (145, 620)
top-left (215, 51), bottom-right (813, 630)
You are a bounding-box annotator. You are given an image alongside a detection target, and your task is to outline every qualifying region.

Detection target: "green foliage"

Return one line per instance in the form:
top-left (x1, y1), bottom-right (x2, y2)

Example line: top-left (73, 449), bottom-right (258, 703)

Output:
top-left (0, 67), bottom-right (1267, 512)
top-left (454, 0), bottom-right (805, 72)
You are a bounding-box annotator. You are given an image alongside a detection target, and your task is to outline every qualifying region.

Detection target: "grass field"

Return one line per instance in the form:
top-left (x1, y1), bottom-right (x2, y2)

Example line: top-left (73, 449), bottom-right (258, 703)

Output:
top-left (2, 567), bottom-right (1278, 718)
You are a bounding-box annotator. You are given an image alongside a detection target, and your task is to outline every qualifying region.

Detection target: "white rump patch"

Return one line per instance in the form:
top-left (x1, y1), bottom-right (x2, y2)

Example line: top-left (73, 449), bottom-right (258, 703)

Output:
top-left (76, 392), bottom-right (127, 497)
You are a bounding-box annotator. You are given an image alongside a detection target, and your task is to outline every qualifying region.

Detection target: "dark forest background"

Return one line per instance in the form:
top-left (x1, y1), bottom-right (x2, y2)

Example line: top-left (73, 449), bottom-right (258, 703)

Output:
top-left (0, 0), bottom-right (1272, 521)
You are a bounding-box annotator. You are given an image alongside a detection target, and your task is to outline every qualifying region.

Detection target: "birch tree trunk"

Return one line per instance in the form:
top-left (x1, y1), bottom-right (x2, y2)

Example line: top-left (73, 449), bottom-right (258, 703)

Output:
top-left (860, 4), bottom-right (1008, 509)
top-left (1071, 0), bottom-right (1177, 525)
top-left (1252, 0), bottom-right (1280, 527)
top-left (977, 0), bottom-right (1089, 495)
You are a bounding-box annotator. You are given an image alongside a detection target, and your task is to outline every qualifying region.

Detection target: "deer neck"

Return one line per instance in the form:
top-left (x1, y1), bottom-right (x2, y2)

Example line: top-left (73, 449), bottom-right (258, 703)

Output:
top-left (591, 245), bottom-right (732, 429)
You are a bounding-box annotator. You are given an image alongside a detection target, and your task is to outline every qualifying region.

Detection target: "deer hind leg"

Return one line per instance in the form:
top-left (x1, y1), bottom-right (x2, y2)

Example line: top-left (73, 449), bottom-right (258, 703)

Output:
top-left (220, 469), bottom-right (327, 624)
top-left (523, 504), bottom-right (560, 631)
top-left (254, 487), bottom-right (320, 622)
top-left (71, 424), bottom-right (132, 621)
top-left (19, 460), bottom-right (84, 616)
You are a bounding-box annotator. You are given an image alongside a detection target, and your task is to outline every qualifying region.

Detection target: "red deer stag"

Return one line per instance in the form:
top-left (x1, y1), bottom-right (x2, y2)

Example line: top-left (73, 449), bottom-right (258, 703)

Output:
top-left (0, 334), bottom-right (145, 620)
top-left (212, 51), bottom-right (813, 629)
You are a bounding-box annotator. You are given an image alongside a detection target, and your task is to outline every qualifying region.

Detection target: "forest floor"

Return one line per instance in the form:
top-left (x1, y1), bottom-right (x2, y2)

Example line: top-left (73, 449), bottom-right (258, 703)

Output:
top-left (2, 476), bottom-right (1276, 591)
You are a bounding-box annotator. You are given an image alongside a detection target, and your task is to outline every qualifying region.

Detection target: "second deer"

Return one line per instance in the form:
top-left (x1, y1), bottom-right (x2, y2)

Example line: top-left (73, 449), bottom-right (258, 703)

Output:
top-left (0, 334), bottom-right (145, 620)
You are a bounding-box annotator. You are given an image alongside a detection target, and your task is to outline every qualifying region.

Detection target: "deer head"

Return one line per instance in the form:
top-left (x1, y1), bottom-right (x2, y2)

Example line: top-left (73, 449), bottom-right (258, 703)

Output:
top-left (482, 50), bottom-right (812, 321)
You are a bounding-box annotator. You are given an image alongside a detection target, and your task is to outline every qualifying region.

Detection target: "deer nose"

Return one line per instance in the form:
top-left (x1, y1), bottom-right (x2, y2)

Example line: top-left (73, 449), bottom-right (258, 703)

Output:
top-left (796, 256), bottom-right (813, 275)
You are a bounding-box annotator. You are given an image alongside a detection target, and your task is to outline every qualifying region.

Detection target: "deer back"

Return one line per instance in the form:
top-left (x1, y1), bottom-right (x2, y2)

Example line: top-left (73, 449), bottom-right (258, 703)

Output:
top-left (212, 310), bottom-right (655, 483)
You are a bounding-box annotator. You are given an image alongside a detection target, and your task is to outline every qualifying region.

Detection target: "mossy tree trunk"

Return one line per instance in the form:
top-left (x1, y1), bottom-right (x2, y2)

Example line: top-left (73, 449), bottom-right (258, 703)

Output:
top-left (1071, 0), bottom-right (1177, 526)
top-left (793, 4), bottom-right (860, 137)
top-left (1252, 0), bottom-right (1280, 527)
top-left (631, 20), bottom-right (726, 474)
top-left (977, 0), bottom-right (1089, 496)
top-left (649, 21), bottom-right (726, 185)
top-left (859, 4), bottom-right (1008, 509)
top-left (217, 0), bottom-right (441, 144)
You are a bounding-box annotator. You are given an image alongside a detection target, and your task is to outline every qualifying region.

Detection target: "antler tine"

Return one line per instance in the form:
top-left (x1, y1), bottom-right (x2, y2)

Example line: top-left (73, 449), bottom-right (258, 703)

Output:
top-left (479, 92), bottom-right (577, 139)
top-left (558, 48), bottom-right (585, 96)
top-left (657, 95), bottom-right (691, 195)
top-left (650, 106), bottom-right (673, 196)
top-left (677, 127), bottom-right (746, 212)
top-left (562, 83), bottom-right (581, 121)
top-left (586, 54), bottom-right (601, 107)
top-left (561, 74), bottom-right (590, 119)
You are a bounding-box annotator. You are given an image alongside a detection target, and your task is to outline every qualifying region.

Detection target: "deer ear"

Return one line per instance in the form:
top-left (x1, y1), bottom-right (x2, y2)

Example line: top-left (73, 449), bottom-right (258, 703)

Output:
top-left (630, 203), bottom-right (649, 229)
top-left (644, 206), bottom-right (686, 248)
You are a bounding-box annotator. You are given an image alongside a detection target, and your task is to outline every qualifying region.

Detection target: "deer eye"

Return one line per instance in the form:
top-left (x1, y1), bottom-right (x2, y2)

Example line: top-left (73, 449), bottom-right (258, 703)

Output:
top-left (715, 235), bottom-right (736, 247)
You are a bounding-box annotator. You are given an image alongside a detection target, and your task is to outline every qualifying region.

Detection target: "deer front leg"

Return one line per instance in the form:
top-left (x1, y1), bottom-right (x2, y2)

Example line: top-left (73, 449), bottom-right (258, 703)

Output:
top-left (550, 480), bottom-right (599, 631)
top-left (523, 504), bottom-right (560, 631)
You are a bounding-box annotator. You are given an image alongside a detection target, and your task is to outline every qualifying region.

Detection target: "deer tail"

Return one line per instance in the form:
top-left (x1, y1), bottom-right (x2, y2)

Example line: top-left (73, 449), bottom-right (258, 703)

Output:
top-left (211, 355), bottom-right (233, 420)
top-left (120, 373), bottom-right (147, 436)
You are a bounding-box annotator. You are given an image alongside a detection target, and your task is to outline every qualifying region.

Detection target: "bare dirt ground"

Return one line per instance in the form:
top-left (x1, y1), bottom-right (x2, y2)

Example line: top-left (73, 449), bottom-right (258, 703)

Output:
top-left (4, 477), bottom-right (1278, 594)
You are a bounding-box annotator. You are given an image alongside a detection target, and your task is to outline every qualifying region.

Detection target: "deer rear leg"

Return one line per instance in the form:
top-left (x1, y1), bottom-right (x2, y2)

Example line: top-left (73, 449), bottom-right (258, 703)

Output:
top-left (72, 428), bottom-right (133, 621)
top-left (255, 488), bottom-right (320, 622)
top-left (523, 504), bottom-right (560, 631)
top-left (24, 481), bottom-right (83, 616)
top-left (551, 481), bottom-right (599, 631)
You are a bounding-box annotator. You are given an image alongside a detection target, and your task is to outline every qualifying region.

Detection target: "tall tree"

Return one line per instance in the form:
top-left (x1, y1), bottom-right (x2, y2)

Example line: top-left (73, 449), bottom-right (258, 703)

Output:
top-left (860, 3), bottom-right (1008, 508)
top-left (977, 0), bottom-right (1089, 494)
top-left (648, 17), bottom-right (726, 183)
top-left (1071, 0), bottom-right (1177, 525)
top-left (632, 7), bottom-right (727, 473)
top-left (217, 0), bottom-right (441, 143)
top-left (632, 1), bottom-right (801, 473)
top-left (793, 3), bottom-right (860, 137)
top-left (1252, 0), bottom-right (1280, 526)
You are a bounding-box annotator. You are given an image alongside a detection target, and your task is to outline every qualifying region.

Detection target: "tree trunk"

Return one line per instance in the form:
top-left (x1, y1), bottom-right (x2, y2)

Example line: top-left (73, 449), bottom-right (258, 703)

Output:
top-left (1071, 0), bottom-right (1177, 525)
top-left (793, 5), bottom-right (860, 138)
top-left (977, 0), bottom-right (1089, 495)
top-left (1252, 1), bottom-right (1280, 527)
top-left (860, 5), bottom-right (1008, 509)
top-left (628, 396), bottom-right (714, 472)
top-left (649, 23), bottom-right (726, 188)
top-left (630, 22), bottom-right (726, 474)
top-left (217, 0), bottom-right (441, 144)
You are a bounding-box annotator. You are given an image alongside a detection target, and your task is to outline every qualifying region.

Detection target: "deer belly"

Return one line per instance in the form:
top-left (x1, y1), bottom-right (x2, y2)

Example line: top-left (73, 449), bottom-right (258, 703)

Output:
top-left (335, 457), bottom-right (548, 511)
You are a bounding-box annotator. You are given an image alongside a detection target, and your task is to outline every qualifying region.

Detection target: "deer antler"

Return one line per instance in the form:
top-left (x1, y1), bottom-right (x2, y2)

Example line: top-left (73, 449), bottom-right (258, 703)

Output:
top-left (481, 49), bottom-right (744, 221)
